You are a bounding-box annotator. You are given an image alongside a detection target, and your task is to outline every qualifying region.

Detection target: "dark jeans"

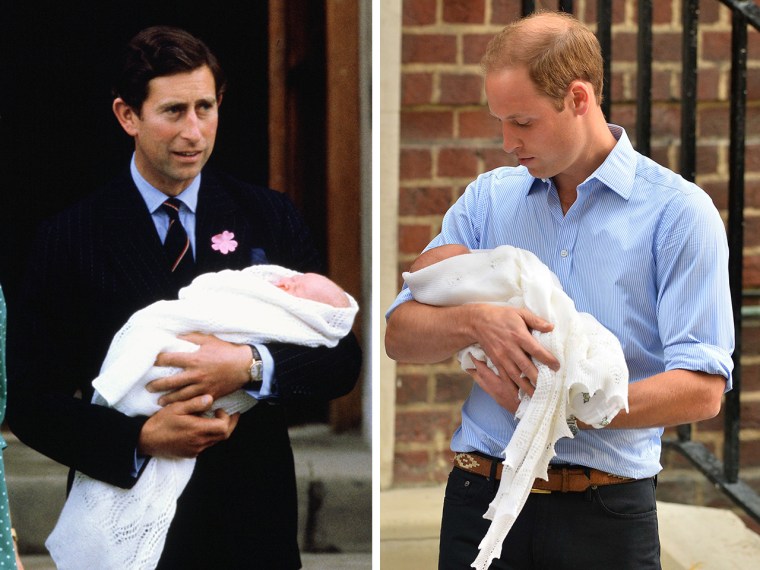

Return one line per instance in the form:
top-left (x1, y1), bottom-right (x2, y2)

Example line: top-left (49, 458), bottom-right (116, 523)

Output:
top-left (439, 467), bottom-right (661, 569)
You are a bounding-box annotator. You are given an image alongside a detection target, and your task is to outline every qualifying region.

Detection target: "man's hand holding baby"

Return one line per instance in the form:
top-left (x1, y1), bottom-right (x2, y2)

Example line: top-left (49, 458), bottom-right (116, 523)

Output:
top-left (138, 395), bottom-right (240, 458)
top-left (464, 304), bottom-right (559, 413)
top-left (148, 332), bottom-right (252, 406)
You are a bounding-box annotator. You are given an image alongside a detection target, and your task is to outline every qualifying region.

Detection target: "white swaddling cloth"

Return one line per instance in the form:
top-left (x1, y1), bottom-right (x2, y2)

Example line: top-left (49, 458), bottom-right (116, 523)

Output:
top-left (46, 264), bottom-right (358, 570)
top-left (403, 245), bottom-right (628, 570)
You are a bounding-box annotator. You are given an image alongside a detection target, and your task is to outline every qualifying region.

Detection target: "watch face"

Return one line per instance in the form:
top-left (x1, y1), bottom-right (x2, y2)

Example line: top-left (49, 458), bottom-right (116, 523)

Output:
top-left (248, 345), bottom-right (263, 382)
top-left (250, 360), bottom-right (263, 383)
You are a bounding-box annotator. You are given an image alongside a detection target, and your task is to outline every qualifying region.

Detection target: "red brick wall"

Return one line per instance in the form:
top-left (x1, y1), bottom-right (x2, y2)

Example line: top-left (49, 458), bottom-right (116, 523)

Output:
top-left (392, 0), bottom-right (760, 518)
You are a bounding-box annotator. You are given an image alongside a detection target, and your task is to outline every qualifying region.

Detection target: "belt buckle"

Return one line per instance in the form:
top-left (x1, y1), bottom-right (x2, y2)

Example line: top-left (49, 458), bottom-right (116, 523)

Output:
top-left (454, 453), bottom-right (481, 470)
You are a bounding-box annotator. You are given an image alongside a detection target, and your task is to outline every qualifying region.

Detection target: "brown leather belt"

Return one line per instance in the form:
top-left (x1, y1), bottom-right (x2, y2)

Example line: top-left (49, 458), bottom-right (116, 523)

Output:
top-left (453, 452), bottom-right (634, 493)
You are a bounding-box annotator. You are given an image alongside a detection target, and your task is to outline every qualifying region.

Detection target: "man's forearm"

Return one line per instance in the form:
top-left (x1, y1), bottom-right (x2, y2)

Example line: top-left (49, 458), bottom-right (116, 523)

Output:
top-left (385, 300), bottom-right (477, 364)
top-left (602, 369), bottom-right (725, 429)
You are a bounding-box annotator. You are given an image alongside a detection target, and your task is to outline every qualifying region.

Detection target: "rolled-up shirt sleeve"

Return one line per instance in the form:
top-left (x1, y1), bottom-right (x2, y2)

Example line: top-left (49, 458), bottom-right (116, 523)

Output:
top-left (655, 188), bottom-right (735, 389)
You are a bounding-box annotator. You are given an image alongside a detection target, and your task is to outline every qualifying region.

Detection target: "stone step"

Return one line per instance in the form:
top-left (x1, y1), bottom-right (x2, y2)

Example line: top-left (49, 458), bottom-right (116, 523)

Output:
top-left (290, 424), bottom-right (372, 554)
top-left (4, 424), bottom-right (371, 559)
top-left (380, 485), bottom-right (760, 570)
top-left (20, 552), bottom-right (372, 570)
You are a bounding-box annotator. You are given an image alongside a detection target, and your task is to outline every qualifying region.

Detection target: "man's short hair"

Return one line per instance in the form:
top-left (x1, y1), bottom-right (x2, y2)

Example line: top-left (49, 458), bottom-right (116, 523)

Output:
top-left (112, 26), bottom-right (227, 113)
top-left (481, 11), bottom-right (604, 110)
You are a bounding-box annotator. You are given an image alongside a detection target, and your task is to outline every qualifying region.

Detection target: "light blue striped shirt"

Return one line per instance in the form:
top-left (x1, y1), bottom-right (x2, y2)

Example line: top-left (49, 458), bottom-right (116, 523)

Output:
top-left (387, 125), bottom-right (734, 478)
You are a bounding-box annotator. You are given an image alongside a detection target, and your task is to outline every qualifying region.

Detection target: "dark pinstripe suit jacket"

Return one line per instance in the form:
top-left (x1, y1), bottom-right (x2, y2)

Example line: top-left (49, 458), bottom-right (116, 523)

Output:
top-left (7, 169), bottom-right (362, 569)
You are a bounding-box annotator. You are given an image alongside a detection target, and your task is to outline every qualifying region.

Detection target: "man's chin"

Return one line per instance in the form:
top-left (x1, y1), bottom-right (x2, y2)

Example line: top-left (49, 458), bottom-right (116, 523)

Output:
top-left (524, 165), bottom-right (543, 179)
top-left (170, 163), bottom-right (205, 182)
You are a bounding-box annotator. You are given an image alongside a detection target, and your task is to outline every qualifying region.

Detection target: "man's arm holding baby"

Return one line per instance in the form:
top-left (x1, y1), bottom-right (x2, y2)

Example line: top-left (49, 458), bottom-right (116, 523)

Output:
top-left (467, 355), bottom-right (725, 426)
top-left (147, 333), bottom-right (252, 405)
top-left (136, 333), bottom-right (249, 458)
top-left (139, 328), bottom-right (361, 459)
top-left (387, 244), bottom-right (560, 410)
top-left (386, 300), bottom-right (559, 404)
top-left (138, 396), bottom-right (240, 458)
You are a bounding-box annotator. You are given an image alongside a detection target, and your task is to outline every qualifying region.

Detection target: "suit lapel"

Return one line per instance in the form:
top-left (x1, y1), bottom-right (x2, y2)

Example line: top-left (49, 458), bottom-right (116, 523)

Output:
top-left (195, 173), bottom-right (253, 273)
top-left (100, 172), bottom-right (177, 299)
top-left (100, 170), bottom-right (263, 300)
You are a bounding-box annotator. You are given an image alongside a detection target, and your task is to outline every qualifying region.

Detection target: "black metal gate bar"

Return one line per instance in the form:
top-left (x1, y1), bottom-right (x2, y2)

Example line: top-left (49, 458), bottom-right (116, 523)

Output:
top-left (680, 0), bottom-right (699, 183)
top-left (559, 0), bottom-right (574, 14)
top-left (636, 0), bottom-right (652, 155)
top-left (597, 0), bottom-right (613, 121)
top-left (665, 440), bottom-right (760, 523)
top-left (663, 0), bottom-right (760, 524)
top-left (724, 6), bottom-right (748, 485)
top-left (718, 0), bottom-right (760, 29)
top-left (522, 0), bottom-right (536, 17)
top-left (675, 0), bottom-right (700, 444)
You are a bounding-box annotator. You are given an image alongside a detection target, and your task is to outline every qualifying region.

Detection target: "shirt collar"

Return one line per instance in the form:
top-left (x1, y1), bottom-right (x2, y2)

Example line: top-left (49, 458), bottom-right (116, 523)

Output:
top-left (130, 153), bottom-right (200, 214)
top-left (525, 124), bottom-right (637, 200)
top-left (591, 124), bottom-right (637, 200)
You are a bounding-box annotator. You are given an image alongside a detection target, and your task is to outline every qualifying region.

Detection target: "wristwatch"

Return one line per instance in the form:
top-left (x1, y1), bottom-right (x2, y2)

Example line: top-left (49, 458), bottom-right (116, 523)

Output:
top-left (245, 345), bottom-right (264, 391)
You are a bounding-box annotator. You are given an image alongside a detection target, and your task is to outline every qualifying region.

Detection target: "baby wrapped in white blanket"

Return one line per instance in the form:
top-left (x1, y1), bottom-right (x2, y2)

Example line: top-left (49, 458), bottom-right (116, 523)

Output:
top-left (46, 265), bottom-right (359, 570)
top-left (403, 244), bottom-right (628, 570)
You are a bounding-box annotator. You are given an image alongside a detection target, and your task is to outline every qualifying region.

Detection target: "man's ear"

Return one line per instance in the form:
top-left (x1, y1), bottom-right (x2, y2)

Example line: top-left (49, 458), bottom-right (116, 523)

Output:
top-left (112, 98), bottom-right (140, 136)
top-left (568, 80), bottom-right (592, 116)
top-left (217, 93), bottom-right (224, 108)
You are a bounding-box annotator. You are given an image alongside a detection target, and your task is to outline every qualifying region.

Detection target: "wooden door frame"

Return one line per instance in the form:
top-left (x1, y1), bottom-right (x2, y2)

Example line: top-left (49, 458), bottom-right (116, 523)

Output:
top-left (269, 0), bottom-right (363, 431)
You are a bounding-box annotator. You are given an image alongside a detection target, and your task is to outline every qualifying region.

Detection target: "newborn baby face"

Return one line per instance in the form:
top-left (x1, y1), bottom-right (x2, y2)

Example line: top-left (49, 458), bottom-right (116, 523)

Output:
top-left (275, 273), bottom-right (350, 308)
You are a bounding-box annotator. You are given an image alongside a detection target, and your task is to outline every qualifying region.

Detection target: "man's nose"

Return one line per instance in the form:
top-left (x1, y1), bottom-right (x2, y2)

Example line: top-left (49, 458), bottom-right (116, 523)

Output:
top-left (181, 111), bottom-right (203, 141)
top-left (501, 124), bottom-right (520, 154)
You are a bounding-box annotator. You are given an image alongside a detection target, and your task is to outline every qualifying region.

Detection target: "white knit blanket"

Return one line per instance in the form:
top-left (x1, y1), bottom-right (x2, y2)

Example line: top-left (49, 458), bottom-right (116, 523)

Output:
top-left (403, 245), bottom-right (628, 570)
top-left (46, 265), bottom-right (358, 570)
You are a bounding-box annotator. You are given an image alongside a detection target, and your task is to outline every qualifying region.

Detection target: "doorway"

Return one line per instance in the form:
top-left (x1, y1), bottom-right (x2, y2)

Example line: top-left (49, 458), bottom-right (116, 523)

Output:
top-left (0, 0), bottom-right (362, 428)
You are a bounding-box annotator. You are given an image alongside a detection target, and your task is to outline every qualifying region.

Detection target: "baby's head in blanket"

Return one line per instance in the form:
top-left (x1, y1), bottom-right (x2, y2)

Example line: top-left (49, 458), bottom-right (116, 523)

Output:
top-left (409, 244), bottom-right (470, 273)
top-left (273, 273), bottom-right (351, 308)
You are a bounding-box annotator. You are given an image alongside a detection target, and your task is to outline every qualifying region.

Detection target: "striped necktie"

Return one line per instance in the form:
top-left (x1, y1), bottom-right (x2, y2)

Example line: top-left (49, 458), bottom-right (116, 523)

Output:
top-left (161, 198), bottom-right (194, 285)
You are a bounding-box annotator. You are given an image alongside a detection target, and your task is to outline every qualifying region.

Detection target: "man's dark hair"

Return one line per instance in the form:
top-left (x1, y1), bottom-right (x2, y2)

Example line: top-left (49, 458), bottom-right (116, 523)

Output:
top-left (112, 25), bottom-right (227, 113)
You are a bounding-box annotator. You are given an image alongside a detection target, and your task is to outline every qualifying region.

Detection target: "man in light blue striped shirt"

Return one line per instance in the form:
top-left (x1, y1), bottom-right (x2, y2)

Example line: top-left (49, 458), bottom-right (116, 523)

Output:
top-left (386, 11), bottom-right (734, 570)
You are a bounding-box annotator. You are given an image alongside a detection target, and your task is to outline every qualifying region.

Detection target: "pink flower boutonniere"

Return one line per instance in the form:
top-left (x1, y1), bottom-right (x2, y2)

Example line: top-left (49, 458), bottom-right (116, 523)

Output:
top-left (211, 231), bottom-right (238, 254)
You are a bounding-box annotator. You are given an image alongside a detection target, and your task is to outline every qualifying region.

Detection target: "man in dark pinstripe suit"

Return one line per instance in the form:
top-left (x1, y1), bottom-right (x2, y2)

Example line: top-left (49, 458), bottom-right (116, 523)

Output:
top-left (7, 26), bottom-right (361, 569)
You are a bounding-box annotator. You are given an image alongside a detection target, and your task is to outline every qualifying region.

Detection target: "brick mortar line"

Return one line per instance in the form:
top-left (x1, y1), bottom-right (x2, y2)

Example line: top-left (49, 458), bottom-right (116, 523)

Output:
top-left (399, 27), bottom-right (743, 38)
top-left (398, 101), bottom-right (760, 111)
top-left (398, 61), bottom-right (760, 74)
top-left (397, 177), bottom-right (477, 186)
top-left (731, 429), bottom-right (760, 439)
top-left (400, 26), bottom-right (524, 35)
top-left (736, 391), bottom-right (760, 403)
top-left (397, 139), bottom-right (760, 150)
top-left (398, 175), bottom-right (476, 185)
top-left (399, 141), bottom-right (495, 148)
top-left (397, 215), bottom-right (448, 224)
top-left (398, 138), bottom-right (492, 146)
top-left (401, 63), bottom-right (484, 73)
top-left (400, 103), bottom-right (484, 111)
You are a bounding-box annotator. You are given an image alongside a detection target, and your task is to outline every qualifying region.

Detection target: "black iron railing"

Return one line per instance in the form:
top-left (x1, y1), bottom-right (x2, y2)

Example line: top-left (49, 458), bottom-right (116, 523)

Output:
top-left (523, 0), bottom-right (760, 522)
